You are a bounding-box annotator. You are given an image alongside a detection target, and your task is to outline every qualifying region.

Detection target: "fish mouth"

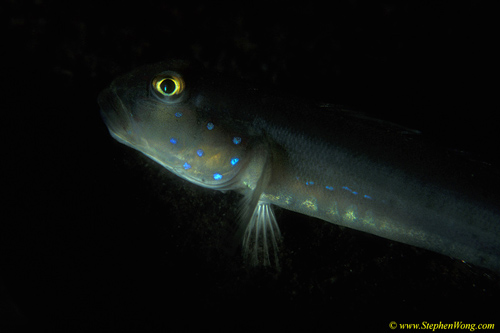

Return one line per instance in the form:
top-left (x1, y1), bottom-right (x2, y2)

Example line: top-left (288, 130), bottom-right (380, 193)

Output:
top-left (98, 88), bottom-right (132, 142)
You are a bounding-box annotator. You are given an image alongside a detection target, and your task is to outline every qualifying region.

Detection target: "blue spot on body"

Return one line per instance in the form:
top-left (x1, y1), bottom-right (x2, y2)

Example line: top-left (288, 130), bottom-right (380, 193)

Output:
top-left (183, 162), bottom-right (191, 170)
top-left (207, 122), bottom-right (214, 130)
top-left (175, 112), bottom-right (183, 118)
top-left (232, 137), bottom-right (242, 145)
top-left (325, 186), bottom-right (334, 191)
top-left (342, 186), bottom-right (358, 195)
top-left (213, 173), bottom-right (223, 180)
top-left (197, 149), bottom-right (204, 157)
top-left (341, 185), bottom-right (371, 198)
top-left (230, 157), bottom-right (239, 166)
top-left (306, 181), bottom-right (315, 185)
top-left (169, 138), bottom-right (177, 145)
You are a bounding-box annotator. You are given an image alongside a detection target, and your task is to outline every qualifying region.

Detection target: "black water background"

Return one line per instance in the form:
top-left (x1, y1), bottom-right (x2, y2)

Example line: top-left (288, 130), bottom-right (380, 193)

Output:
top-left (2, 1), bottom-right (499, 331)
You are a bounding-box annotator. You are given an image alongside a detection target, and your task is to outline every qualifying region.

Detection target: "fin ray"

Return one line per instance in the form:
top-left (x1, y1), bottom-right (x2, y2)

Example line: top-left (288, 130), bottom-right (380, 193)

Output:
top-left (242, 200), bottom-right (281, 266)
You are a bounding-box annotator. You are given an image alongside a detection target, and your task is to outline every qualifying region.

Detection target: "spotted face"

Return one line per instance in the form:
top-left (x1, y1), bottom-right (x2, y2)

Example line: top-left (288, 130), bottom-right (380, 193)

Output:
top-left (99, 61), bottom-right (248, 190)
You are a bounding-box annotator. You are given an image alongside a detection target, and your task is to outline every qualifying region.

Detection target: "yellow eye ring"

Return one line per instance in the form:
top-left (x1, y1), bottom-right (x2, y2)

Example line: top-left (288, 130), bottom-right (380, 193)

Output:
top-left (152, 73), bottom-right (185, 97)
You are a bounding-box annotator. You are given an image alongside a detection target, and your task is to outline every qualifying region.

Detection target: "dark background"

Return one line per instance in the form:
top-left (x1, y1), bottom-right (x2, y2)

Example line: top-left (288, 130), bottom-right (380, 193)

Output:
top-left (3, 1), bottom-right (499, 331)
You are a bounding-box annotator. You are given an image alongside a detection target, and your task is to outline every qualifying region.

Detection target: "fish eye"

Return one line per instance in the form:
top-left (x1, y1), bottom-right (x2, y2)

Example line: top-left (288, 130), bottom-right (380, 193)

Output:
top-left (156, 77), bottom-right (182, 96)
top-left (151, 71), bottom-right (186, 102)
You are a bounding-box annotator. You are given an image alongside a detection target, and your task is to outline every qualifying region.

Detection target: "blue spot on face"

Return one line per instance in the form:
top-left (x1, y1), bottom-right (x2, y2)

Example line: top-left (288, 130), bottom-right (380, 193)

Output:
top-left (232, 137), bottom-right (242, 145)
top-left (325, 186), bottom-right (334, 191)
top-left (175, 112), bottom-right (183, 118)
top-left (207, 122), bottom-right (214, 130)
top-left (230, 157), bottom-right (239, 166)
top-left (183, 162), bottom-right (191, 170)
top-left (170, 138), bottom-right (177, 145)
top-left (197, 149), bottom-right (204, 157)
top-left (213, 173), bottom-right (223, 180)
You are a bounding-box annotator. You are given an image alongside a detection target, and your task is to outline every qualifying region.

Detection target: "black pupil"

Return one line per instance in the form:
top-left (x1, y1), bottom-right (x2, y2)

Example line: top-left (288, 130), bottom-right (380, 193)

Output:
top-left (161, 78), bottom-right (176, 94)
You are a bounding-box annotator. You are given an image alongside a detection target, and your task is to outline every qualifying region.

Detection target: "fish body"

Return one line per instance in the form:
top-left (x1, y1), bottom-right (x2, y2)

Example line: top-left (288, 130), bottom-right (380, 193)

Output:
top-left (99, 60), bottom-right (500, 272)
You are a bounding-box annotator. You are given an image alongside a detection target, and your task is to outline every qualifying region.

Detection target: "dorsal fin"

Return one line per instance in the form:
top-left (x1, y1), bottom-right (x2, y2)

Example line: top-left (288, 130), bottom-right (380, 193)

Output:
top-left (319, 104), bottom-right (422, 136)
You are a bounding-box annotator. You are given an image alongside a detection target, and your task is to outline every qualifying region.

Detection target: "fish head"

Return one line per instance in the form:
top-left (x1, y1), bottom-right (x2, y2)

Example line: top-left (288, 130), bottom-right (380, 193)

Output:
top-left (98, 60), bottom-right (252, 191)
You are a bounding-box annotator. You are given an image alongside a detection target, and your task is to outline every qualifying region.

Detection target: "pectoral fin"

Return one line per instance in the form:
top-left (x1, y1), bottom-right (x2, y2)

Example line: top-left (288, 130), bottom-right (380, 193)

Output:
top-left (237, 150), bottom-right (281, 267)
top-left (242, 199), bottom-right (281, 266)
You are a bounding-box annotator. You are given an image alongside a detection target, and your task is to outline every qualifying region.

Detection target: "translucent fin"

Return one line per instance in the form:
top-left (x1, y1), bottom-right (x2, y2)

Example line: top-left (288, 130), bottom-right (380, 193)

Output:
top-left (236, 148), bottom-right (281, 267)
top-left (242, 200), bottom-right (281, 266)
top-left (319, 105), bottom-right (422, 135)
